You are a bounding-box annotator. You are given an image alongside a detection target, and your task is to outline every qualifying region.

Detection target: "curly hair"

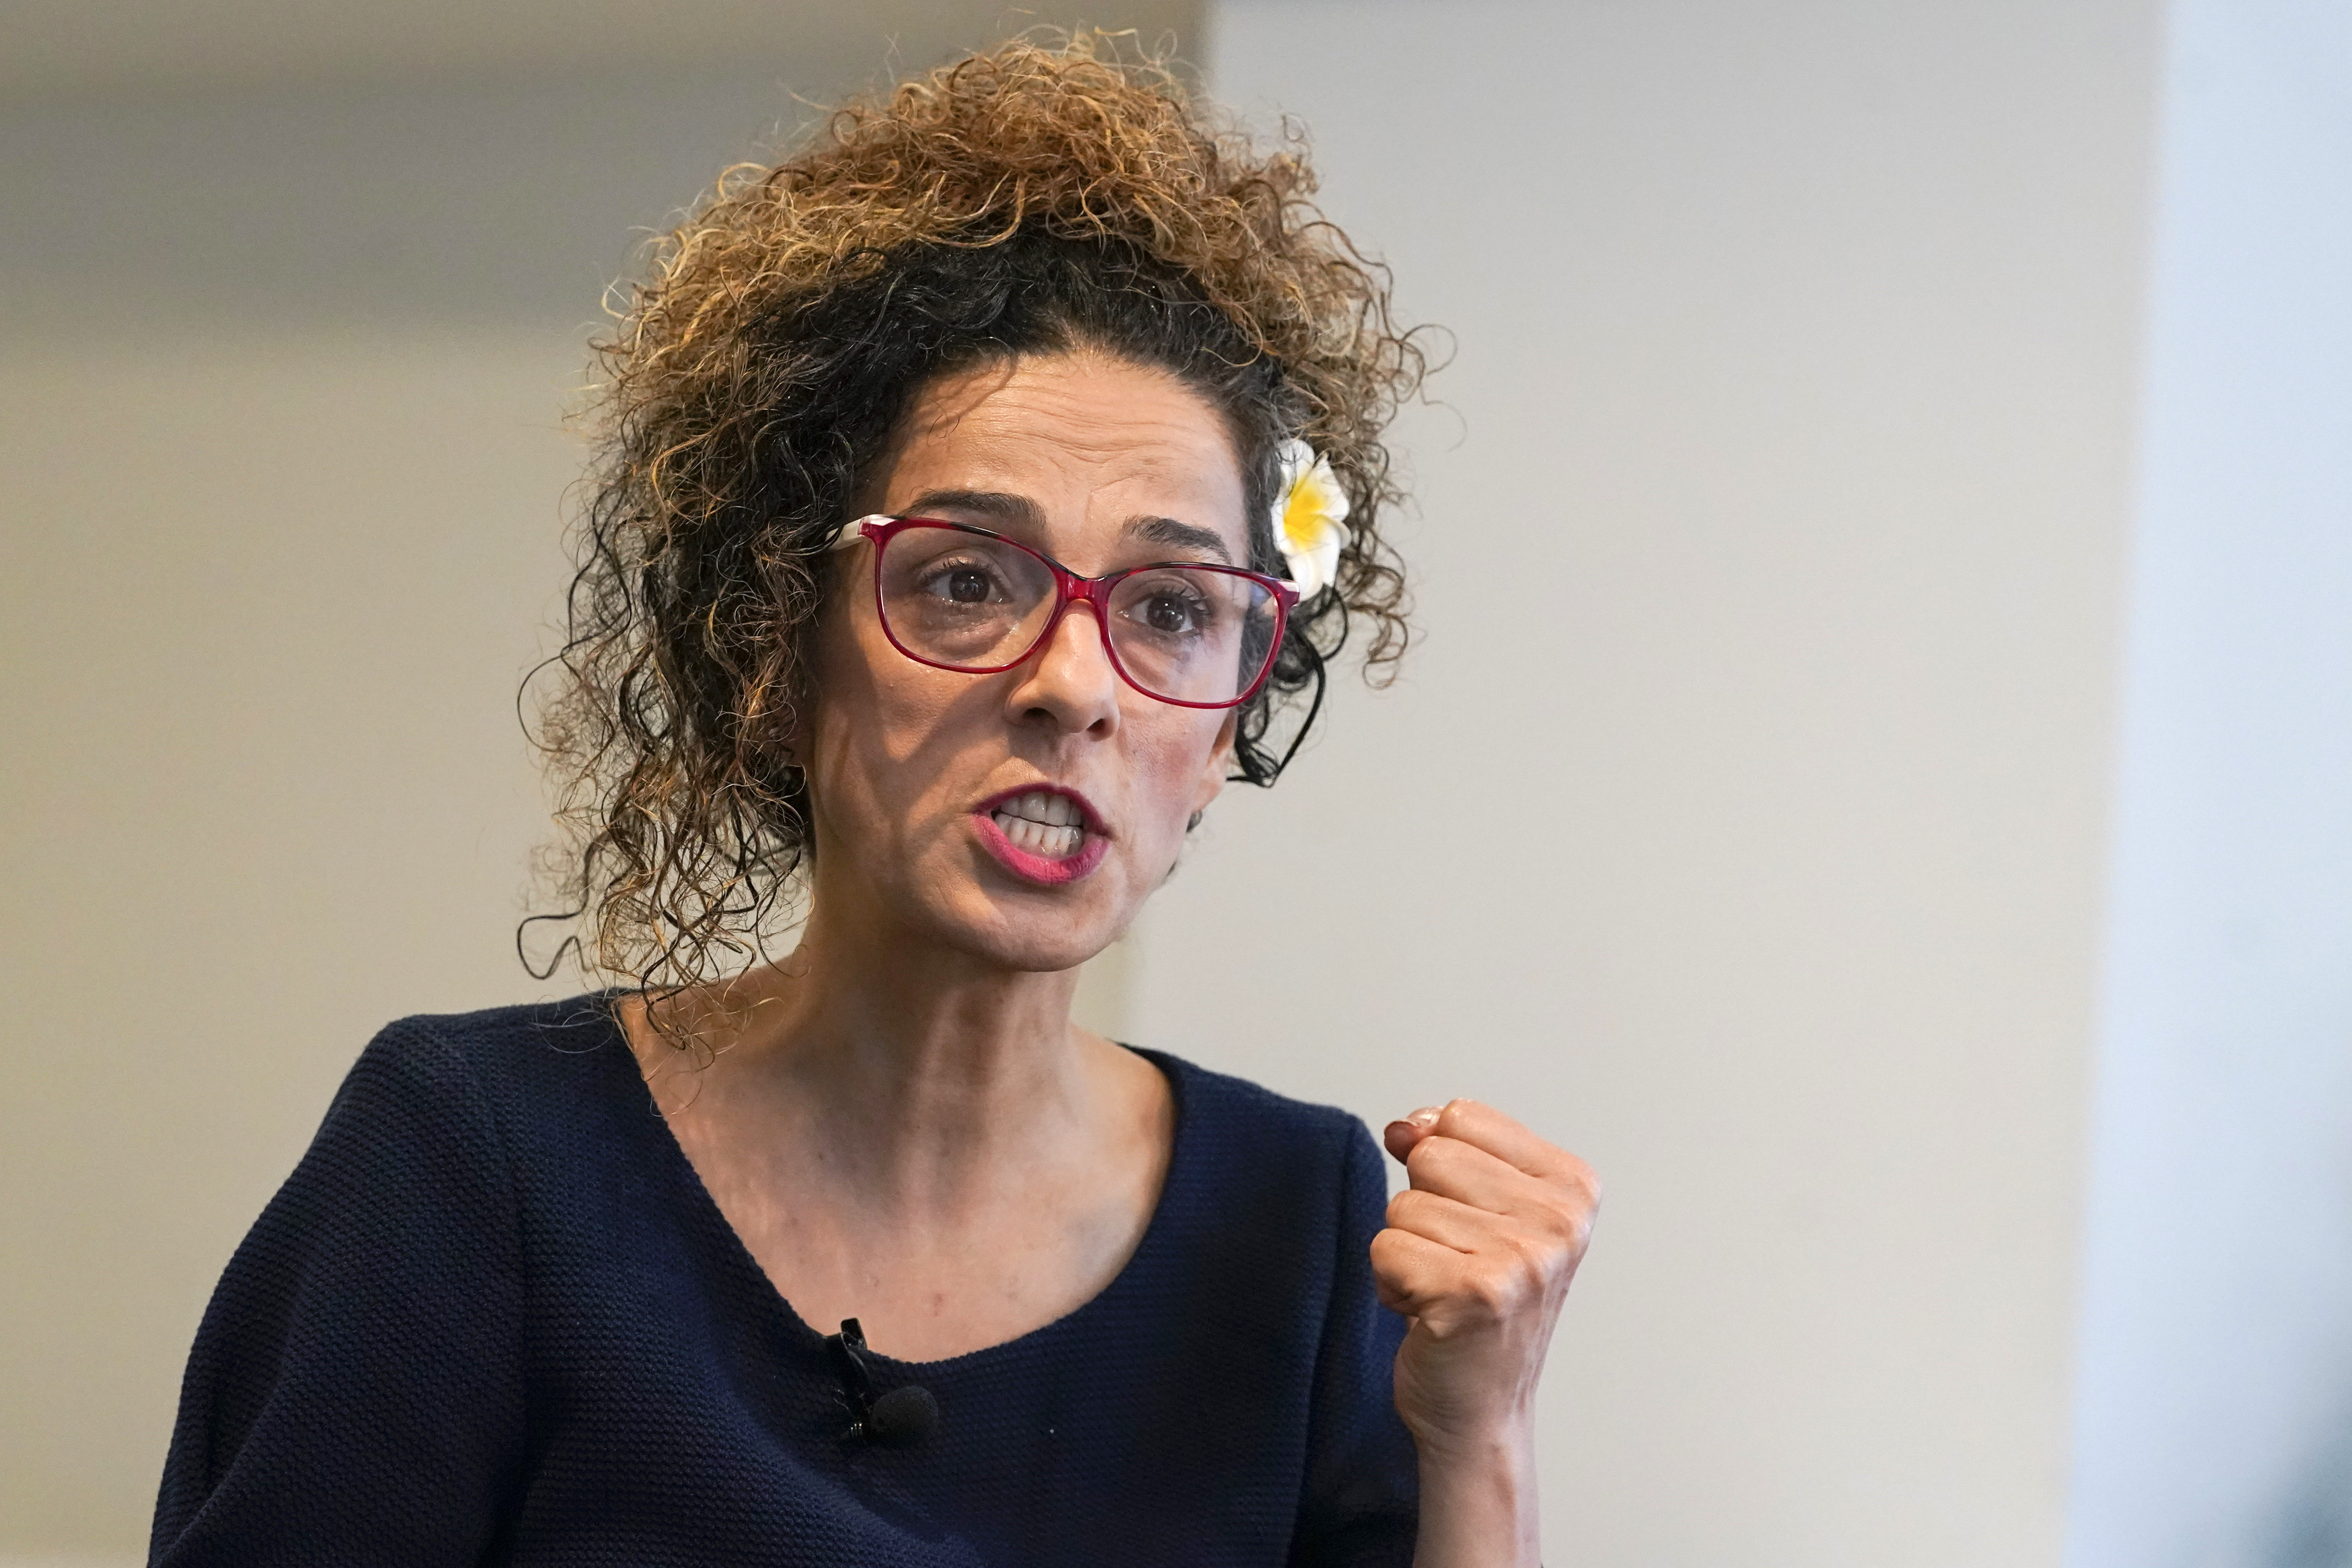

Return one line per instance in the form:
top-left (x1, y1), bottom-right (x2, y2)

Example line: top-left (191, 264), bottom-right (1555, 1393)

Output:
top-left (528, 31), bottom-right (1427, 996)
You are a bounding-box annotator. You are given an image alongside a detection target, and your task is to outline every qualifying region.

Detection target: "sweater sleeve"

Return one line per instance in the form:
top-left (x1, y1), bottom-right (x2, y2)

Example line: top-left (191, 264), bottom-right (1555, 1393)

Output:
top-left (1290, 1117), bottom-right (1419, 1568)
top-left (151, 1019), bottom-right (527, 1566)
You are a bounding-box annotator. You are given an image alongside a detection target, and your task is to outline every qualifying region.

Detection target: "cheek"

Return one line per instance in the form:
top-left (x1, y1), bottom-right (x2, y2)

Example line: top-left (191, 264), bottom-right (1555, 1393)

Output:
top-left (1122, 708), bottom-right (1227, 831)
top-left (807, 605), bottom-right (959, 814)
top-left (813, 664), bottom-right (980, 817)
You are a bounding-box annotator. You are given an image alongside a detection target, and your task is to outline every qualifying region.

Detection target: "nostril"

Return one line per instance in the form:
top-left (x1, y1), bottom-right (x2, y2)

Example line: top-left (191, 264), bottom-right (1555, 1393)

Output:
top-left (1010, 620), bottom-right (1125, 726)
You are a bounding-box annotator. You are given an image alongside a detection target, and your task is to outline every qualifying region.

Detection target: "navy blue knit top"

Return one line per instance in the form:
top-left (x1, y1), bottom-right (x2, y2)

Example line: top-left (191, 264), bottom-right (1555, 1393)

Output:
top-left (151, 998), bottom-right (1418, 1565)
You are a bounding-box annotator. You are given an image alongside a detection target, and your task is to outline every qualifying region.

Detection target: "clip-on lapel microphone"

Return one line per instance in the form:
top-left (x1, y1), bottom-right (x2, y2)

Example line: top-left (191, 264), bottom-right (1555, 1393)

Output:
top-left (825, 1318), bottom-right (939, 1447)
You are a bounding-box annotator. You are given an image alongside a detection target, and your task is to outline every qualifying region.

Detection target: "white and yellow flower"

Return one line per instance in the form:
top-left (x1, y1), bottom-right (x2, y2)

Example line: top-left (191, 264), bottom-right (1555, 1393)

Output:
top-left (1272, 438), bottom-right (1349, 599)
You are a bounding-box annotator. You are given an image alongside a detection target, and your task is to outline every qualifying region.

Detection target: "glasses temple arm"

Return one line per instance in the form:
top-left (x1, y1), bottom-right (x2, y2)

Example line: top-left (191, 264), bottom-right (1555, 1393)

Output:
top-left (831, 514), bottom-right (893, 551)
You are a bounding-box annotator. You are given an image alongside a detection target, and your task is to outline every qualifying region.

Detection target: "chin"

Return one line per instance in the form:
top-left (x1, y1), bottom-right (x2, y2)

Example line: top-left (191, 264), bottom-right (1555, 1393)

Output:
top-left (922, 863), bottom-right (1137, 976)
top-left (962, 897), bottom-right (1129, 975)
top-left (926, 814), bottom-right (1167, 974)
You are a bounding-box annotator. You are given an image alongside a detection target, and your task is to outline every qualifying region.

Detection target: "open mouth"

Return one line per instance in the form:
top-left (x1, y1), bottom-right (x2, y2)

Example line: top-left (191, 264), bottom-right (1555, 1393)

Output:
top-left (971, 786), bottom-right (1109, 886)
top-left (989, 790), bottom-right (1088, 858)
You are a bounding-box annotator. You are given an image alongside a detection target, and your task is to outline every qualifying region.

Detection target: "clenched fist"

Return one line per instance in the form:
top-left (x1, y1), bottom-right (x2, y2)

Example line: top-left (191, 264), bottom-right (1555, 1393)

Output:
top-left (1374, 1100), bottom-right (1599, 1454)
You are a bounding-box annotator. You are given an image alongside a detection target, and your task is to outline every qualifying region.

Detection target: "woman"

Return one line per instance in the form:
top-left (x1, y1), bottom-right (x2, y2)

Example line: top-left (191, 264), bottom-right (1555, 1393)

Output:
top-left (153, 37), bottom-right (1598, 1568)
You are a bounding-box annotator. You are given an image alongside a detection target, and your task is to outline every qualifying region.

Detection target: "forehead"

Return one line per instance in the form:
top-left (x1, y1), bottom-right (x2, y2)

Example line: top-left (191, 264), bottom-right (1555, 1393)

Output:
top-left (878, 352), bottom-right (1249, 554)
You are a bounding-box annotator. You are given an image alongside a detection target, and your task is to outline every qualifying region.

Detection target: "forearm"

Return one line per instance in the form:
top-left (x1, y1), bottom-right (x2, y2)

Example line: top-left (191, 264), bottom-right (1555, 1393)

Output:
top-left (1410, 1423), bottom-right (1541, 1568)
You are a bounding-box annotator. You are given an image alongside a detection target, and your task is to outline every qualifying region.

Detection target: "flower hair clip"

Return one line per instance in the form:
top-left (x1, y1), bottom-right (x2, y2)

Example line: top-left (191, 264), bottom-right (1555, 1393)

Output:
top-left (1272, 439), bottom-right (1349, 599)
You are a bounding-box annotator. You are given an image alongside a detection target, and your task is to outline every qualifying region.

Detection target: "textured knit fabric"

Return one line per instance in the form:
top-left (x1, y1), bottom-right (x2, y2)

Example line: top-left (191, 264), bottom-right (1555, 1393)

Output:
top-left (151, 998), bottom-right (1418, 1566)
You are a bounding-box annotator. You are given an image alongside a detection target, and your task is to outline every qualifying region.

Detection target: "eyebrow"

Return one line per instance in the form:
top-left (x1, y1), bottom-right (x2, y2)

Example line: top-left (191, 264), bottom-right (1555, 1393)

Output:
top-left (1125, 515), bottom-right (1235, 566)
top-left (899, 489), bottom-right (1238, 567)
top-left (900, 489), bottom-right (1044, 531)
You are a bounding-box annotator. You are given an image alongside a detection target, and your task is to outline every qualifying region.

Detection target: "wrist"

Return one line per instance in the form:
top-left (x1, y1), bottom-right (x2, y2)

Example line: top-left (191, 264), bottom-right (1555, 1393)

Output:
top-left (1408, 1421), bottom-right (1541, 1568)
top-left (1410, 1415), bottom-right (1536, 1474)
top-left (1401, 1398), bottom-right (1536, 1466)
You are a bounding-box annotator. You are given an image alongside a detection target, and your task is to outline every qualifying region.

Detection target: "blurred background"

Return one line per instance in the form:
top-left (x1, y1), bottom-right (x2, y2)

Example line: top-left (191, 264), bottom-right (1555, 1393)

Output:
top-left (3, 1), bottom-right (2348, 1564)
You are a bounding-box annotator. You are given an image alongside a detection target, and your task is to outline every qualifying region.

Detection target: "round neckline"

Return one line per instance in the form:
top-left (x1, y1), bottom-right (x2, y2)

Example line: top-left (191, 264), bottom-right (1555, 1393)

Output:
top-left (594, 1004), bottom-right (1194, 1376)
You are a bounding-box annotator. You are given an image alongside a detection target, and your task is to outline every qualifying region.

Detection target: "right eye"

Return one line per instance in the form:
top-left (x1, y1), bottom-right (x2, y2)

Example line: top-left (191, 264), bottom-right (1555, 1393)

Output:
top-left (919, 559), bottom-right (1002, 604)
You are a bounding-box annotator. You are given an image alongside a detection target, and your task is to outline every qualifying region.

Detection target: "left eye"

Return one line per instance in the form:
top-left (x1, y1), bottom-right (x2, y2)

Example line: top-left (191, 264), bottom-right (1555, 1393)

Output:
top-left (1139, 591), bottom-right (1205, 634)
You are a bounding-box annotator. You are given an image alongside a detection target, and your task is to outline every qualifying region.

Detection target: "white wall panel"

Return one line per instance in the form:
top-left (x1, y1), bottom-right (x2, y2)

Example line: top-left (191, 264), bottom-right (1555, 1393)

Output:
top-left (2069, 3), bottom-right (2352, 1564)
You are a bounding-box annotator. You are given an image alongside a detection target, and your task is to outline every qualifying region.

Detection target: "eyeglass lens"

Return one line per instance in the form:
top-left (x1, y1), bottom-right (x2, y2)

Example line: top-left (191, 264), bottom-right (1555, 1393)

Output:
top-left (875, 526), bottom-right (1280, 706)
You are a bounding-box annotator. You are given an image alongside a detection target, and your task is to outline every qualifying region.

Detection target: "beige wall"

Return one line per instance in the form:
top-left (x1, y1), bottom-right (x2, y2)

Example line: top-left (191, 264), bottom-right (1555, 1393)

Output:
top-left (1149, 3), bottom-right (2158, 1564)
top-left (0, 331), bottom-right (581, 1552)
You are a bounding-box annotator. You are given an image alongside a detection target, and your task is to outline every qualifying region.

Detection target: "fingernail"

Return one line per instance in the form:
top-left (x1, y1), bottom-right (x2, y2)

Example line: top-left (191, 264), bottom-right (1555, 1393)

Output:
top-left (1405, 1105), bottom-right (1442, 1128)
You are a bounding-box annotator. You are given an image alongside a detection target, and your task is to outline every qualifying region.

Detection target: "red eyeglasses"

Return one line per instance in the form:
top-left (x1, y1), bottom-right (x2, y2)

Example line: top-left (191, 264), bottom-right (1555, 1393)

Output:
top-left (832, 515), bottom-right (1298, 710)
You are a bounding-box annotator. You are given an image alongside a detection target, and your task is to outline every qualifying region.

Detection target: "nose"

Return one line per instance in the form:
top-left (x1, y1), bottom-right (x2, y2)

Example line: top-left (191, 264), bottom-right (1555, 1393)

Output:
top-left (1005, 599), bottom-right (1122, 736)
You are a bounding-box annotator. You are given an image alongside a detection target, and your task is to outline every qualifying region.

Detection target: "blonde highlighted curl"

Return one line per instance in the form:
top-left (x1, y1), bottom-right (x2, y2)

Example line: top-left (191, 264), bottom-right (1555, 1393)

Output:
top-left (527, 32), bottom-right (1428, 998)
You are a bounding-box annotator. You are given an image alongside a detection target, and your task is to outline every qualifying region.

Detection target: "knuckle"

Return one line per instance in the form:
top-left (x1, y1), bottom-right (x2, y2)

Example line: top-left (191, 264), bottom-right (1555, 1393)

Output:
top-left (1503, 1231), bottom-right (1558, 1286)
top-left (1464, 1265), bottom-right (1521, 1318)
top-left (1566, 1157), bottom-right (1603, 1206)
top-left (1524, 1190), bottom-right (1573, 1231)
top-left (1436, 1097), bottom-right (1482, 1134)
top-left (1531, 1190), bottom-right (1595, 1246)
top-left (1369, 1227), bottom-right (1427, 1282)
top-left (1386, 1190), bottom-right (1441, 1234)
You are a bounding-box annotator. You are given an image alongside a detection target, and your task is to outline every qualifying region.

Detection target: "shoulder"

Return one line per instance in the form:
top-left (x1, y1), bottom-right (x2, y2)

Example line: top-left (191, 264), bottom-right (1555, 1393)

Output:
top-left (215, 1006), bottom-right (594, 1302)
top-left (324, 994), bottom-right (634, 1162)
top-left (355, 994), bottom-right (625, 1097)
top-left (1141, 1049), bottom-right (1361, 1140)
top-left (374, 992), bottom-right (620, 1067)
top-left (1137, 1048), bottom-right (1386, 1208)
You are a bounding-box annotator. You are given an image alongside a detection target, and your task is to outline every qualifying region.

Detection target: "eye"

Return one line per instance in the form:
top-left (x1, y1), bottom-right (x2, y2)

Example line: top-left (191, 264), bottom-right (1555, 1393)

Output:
top-left (919, 557), bottom-right (1005, 605)
top-left (1138, 586), bottom-right (1210, 635)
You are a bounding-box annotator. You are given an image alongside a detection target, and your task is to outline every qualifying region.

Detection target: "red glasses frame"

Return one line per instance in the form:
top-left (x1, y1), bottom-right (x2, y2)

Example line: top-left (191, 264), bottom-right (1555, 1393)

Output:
top-left (834, 514), bottom-right (1299, 711)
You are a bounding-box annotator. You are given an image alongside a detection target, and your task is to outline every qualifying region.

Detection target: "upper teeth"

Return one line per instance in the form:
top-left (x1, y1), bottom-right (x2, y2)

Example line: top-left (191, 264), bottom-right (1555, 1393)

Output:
top-left (991, 791), bottom-right (1088, 858)
top-left (999, 791), bottom-right (1082, 829)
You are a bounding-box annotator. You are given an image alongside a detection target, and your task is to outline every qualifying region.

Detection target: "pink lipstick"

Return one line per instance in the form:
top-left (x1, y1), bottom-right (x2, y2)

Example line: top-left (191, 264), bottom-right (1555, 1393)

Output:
top-left (971, 785), bottom-right (1110, 887)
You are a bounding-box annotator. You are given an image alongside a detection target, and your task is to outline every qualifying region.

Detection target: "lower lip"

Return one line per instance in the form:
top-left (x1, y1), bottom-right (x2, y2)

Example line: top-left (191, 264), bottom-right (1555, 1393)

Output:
top-left (971, 812), bottom-right (1110, 886)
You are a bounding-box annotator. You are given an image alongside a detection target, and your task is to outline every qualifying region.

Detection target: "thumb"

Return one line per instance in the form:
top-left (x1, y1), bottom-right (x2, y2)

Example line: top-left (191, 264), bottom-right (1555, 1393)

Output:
top-left (1382, 1104), bottom-right (1444, 1164)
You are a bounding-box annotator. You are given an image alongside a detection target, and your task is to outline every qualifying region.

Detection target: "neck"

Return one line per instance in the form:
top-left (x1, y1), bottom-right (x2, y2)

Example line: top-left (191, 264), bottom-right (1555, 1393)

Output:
top-left (637, 877), bottom-right (1112, 1219)
top-left (787, 897), bottom-right (1090, 1125)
